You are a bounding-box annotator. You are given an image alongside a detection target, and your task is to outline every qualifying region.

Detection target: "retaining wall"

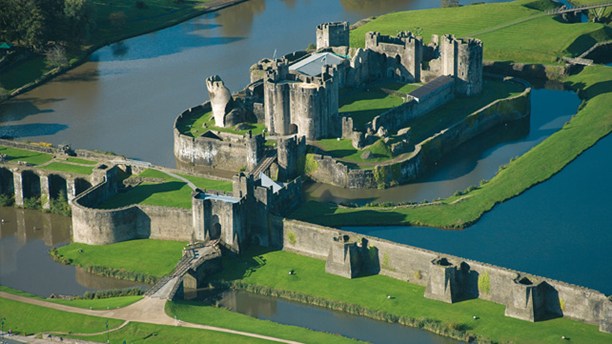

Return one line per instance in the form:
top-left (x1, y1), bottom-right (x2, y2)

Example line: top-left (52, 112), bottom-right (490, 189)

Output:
top-left (280, 219), bottom-right (611, 331)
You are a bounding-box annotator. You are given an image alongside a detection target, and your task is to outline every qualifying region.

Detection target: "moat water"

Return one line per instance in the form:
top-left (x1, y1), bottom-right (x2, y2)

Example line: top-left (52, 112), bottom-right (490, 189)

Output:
top-left (0, 207), bottom-right (142, 296)
top-left (214, 290), bottom-right (457, 344)
top-left (346, 132), bottom-right (612, 295)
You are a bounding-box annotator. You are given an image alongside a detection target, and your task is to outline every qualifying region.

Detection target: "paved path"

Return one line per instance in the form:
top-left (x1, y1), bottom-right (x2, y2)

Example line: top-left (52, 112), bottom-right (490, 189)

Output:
top-left (0, 292), bottom-right (301, 344)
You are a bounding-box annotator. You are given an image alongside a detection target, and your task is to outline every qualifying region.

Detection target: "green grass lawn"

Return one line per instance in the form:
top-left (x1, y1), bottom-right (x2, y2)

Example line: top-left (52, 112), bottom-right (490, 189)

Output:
top-left (55, 239), bottom-right (186, 279)
top-left (66, 157), bottom-right (97, 165)
top-left (291, 65), bottom-right (612, 228)
top-left (99, 169), bottom-right (231, 209)
top-left (0, 297), bottom-right (123, 336)
top-left (71, 321), bottom-right (272, 344)
top-left (0, 297), bottom-right (291, 343)
top-left (178, 110), bottom-right (266, 138)
top-left (211, 248), bottom-right (611, 344)
top-left (340, 81), bottom-right (421, 129)
top-left (311, 138), bottom-right (393, 166)
top-left (179, 173), bottom-right (233, 193)
top-left (0, 145), bottom-right (53, 165)
top-left (167, 302), bottom-right (361, 344)
top-left (39, 162), bottom-right (94, 175)
top-left (351, 0), bottom-right (609, 64)
top-left (0, 285), bottom-right (142, 309)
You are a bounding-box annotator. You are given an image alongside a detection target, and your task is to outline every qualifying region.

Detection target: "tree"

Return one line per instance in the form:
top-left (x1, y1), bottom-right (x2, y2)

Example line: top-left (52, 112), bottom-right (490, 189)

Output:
top-left (45, 45), bottom-right (68, 68)
top-left (63, 0), bottom-right (95, 42)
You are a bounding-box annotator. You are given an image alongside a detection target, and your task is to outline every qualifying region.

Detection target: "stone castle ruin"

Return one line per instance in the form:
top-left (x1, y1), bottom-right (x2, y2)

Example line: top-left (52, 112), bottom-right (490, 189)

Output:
top-left (174, 21), bottom-right (500, 191)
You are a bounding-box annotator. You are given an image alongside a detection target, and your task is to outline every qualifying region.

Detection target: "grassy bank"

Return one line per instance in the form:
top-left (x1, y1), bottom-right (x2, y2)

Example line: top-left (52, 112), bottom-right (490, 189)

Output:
top-left (0, 285), bottom-right (142, 310)
top-left (351, 0), bottom-right (609, 64)
top-left (0, 297), bottom-right (302, 344)
top-left (53, 239), bottom-right (186, 283)
top-left (0, 297), bottom-right (123, 336)
top-left (211, 248), bottom-right (611, 344)
top-left (0, 0), bottom-right (239, 96)
top-left (167, 302), bottom-right (361, 344)
top-left (291, 65), bottom-right (612, 228)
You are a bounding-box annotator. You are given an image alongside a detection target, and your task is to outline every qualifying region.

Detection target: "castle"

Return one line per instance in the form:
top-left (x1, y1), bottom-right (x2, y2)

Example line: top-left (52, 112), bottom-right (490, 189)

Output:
top-left (173, 21), bottom-right (499, 190)
top-left (1, 20), bottom-right (609, 334)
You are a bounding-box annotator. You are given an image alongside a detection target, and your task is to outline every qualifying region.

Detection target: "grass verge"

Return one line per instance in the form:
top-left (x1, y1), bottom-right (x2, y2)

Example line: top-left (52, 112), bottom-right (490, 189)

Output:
top-left (52, 239), bottom-right (186, 283)
top-left (210, 248), bottom-right (611, 344)
top-left (0, 145), bottom-right (52, 165)
top-left (0, 297), bottom-right (122, 336)
top-left (350, 0), bottom-right (609, 64)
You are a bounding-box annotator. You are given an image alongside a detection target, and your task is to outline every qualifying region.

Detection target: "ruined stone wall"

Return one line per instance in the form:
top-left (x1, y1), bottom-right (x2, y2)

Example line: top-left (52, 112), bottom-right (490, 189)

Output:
top-left (371, 78), bottom-right (455, 133)
top-left (306, 80), bottom-right (530, 188)
top-left (364, 32), bottom-right (423, 83)
top-left (174, 103), bottom-right (264, 173)
top-left (281, 219), bottom-right (611, 331)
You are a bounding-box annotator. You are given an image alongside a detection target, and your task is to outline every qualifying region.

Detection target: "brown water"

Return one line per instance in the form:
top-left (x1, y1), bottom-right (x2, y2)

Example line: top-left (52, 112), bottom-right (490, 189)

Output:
top-left (0, 207), bottom-right (141, 296)
top-left (0, 0), bottom-right (506, 166)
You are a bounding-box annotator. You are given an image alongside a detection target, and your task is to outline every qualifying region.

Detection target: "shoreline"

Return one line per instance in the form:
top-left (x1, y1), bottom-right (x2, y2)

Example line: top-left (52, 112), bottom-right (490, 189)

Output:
top-left (0, 0), bottom-right (250, 104)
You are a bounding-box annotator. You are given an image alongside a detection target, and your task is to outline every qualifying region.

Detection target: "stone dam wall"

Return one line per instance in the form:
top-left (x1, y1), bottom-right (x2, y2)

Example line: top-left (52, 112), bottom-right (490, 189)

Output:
top-left (279, 219), bottom-right (611, 332)
top-left (308, 79), bottom-right (531, 188)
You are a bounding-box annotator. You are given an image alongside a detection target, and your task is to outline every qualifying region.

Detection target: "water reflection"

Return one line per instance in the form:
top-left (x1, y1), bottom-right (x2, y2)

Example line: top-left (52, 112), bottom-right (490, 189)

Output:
top-left (215, 0), bottom-right (266, 36)
top-left (0, 207), bottom-right (141, 296)
top-left (217, 290), bottom-right (457, 344)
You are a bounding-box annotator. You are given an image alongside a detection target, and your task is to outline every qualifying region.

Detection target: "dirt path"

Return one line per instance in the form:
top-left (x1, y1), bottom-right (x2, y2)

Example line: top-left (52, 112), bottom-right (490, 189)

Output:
top-left (0, 292), bottom-right (301, 344)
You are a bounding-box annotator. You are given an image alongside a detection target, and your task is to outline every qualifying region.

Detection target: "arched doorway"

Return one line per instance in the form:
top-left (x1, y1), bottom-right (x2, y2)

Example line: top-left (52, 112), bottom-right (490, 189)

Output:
top-left (210, 214), bottom-right (221, 240)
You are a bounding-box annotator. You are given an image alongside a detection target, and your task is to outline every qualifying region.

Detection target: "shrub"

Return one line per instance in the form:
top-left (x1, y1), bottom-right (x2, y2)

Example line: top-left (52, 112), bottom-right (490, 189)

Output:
top-left (478, 272), bottom-right (491, 295)
top-left (0, 194), bottom-right (14, 206)
top-left (287, 231), bottom-right (297, 246)
top-left (23, 196), bottom-right (41, 209)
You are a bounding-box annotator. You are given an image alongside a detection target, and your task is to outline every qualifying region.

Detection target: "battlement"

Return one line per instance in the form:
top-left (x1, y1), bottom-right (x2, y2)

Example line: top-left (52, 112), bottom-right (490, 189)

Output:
top-left (366, 31), bottom-right (422, 48)
top-left (316, 21), bottom-right (350, 50)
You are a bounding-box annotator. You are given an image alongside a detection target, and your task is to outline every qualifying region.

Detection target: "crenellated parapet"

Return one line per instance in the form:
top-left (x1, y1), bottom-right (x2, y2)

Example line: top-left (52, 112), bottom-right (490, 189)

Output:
top-left (316, 21), bottom-right (350, 50)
